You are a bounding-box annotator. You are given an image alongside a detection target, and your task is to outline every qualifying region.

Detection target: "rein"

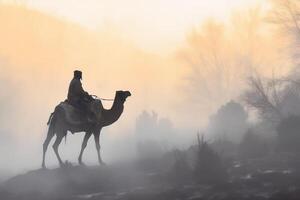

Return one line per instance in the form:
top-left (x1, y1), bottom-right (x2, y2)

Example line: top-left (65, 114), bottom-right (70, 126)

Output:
top-left (91, 95), bottom-right (114, 101)
top-left (99, 98), bottom-right (114, 101)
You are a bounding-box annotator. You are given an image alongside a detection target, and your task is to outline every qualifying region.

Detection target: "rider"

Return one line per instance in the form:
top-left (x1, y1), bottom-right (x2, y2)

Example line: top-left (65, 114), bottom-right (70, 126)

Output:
top-left (67, 70), bottom-right (95, 121)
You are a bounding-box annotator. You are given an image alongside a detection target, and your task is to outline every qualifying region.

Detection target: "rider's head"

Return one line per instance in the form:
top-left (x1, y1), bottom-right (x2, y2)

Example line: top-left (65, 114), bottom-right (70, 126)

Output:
top-left (74, 70), bottom-right (82, 80)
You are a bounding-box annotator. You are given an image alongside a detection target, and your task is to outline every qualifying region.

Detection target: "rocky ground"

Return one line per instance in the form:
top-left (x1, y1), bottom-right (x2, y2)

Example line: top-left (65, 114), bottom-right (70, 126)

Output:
top-left (1, 154), bottom-right (300, 200)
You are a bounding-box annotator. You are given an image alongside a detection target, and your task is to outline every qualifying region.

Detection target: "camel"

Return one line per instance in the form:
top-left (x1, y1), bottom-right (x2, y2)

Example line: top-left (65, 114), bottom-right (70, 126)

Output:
top-left (42, 90), bottom-right (131, 168)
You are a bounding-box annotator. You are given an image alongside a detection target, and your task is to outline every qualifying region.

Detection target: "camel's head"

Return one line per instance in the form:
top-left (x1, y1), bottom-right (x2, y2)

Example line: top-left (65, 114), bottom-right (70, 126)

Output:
top-left (116, 90), bottom-right (131, 103)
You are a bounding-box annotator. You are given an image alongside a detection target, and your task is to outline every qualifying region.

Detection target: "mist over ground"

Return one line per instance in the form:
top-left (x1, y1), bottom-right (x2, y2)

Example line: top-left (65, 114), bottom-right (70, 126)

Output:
top-left (1, 1), bottom-right (300, 199)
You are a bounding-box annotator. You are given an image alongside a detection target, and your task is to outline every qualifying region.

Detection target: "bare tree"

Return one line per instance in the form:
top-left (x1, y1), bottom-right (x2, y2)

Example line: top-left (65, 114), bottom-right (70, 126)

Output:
top-left (178, 8), bottom-right (275, 116)
top-left (270, 0), bottom-right (300, 34)
top-left (178, 19), bottom-right (229, 111)
top-left (243, 75), bottom-right (282, 121)
top-left (243, 73), bottom-right (300, 121)
top-left (270, 0), bottom-right (300, 63)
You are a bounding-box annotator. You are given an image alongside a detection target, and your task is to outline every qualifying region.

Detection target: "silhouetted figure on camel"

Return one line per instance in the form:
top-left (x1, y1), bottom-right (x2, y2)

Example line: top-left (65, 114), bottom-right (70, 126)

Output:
top-left (67, 70), bottom-right (95, 122)
top-left (42, 70), bottom-right (131, 168)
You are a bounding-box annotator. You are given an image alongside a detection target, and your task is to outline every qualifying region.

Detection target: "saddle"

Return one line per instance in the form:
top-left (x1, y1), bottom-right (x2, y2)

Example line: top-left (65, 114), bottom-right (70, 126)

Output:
top-left (57, 99), bottom-right (103, 126)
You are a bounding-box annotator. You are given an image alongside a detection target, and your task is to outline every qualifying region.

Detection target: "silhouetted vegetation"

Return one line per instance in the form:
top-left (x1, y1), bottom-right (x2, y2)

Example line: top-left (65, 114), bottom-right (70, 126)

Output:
top-left (207, 100), bottom-right (248, 143)
top-left (243, 75), bottom-right (300, 122)
top-left (167, 149), bottom-right (192, 184)
top-left (194, 134), bottom-right (228, 184)
top-left (211, 138), bottom-right (237, 158)
top-left (239, 129), bottom-right (269, 159)
top-left (277, 115), bottom-right (300, 152)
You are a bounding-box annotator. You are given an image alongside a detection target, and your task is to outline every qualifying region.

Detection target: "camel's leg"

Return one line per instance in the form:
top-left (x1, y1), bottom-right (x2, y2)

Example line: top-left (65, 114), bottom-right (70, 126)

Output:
top-left (94, 132), bottom-right (105, 165)
top-left (42, 128), bottom-right (55, 168)
top-left (78, 132), bottom-right (92, 165)
top-left (53, 133), bottom-right (64, 167)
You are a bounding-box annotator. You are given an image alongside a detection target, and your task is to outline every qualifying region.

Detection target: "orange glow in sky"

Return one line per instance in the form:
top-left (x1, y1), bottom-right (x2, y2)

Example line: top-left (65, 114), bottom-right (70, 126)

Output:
top-left (23, 0), bottom-right (268, 53)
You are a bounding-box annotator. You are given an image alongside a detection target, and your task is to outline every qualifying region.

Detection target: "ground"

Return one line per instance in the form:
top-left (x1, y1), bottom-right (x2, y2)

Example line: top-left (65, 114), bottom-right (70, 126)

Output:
top-left (1, 154), bottom-right (300, 200)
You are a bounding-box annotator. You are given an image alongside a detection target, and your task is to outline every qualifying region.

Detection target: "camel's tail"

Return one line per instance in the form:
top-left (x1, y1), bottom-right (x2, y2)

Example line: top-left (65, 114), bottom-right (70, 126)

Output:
top-left (47, 112), bottom-right (54, 125)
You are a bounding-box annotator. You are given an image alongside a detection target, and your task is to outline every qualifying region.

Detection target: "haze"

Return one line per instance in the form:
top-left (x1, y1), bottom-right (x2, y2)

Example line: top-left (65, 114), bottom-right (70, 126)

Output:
top-left (20, 0), bottom-right (266, 53)
top-left (0, 0), bottom-right (293, 177)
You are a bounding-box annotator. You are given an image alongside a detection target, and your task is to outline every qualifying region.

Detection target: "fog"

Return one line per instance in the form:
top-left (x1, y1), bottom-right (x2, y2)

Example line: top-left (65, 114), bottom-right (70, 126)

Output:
top-left (0, 1), bottom-right (292, 172)
top-left (1, 2), bottom-right (300, 199)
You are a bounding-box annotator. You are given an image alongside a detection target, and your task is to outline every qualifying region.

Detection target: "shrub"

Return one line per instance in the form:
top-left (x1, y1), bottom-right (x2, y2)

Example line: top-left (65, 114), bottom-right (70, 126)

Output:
top-left (277, 115), bottom-right (300, 152)
top-left (168, 149), bottom-right (192, 184)
top-left (239, 129), bottom-right (268, 159)
top-left (194, 134), bottom-right (228, 184)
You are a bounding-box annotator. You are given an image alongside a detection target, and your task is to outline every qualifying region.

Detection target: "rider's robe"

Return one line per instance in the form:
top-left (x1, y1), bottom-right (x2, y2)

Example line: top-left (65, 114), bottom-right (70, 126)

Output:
top-left (67, 78), bottom-right (90, 108)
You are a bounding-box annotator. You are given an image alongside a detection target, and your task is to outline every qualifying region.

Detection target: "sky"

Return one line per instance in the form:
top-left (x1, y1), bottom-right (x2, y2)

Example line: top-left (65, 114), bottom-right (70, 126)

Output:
top-left (22, 0), bottom-right (268, 53)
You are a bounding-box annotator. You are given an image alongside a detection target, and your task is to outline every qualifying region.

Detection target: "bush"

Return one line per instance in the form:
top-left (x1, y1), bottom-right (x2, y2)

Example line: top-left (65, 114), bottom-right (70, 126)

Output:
top-left (168, 149), bottom-right (192, 184)
top-left (239, 129), bottom-right (268, 159)
top-left (207, 100), bottom-right (248, 143)
top-left (211, 138), bottom-right (238, 158)
top-left (277, 115), bottom-right (300, 152)
top-left (194, 135), bottom-right (228, 184)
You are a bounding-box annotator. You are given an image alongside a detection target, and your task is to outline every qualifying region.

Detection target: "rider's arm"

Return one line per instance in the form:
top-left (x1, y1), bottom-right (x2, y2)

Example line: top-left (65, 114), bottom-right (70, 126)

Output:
top-left (75, 80), bottom-right (92, 100)
top-left (73, 80), bottom-right (87, 96)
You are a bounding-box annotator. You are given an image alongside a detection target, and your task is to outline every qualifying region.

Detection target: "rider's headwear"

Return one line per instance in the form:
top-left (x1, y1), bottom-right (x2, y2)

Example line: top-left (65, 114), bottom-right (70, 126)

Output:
top-left (74, 70), bottom-right (82, 79)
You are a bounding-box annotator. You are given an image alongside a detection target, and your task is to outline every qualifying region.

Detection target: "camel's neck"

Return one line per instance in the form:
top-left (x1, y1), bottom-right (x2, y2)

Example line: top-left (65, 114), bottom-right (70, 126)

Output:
top-left (100, 98), bottom-right (124, 127)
